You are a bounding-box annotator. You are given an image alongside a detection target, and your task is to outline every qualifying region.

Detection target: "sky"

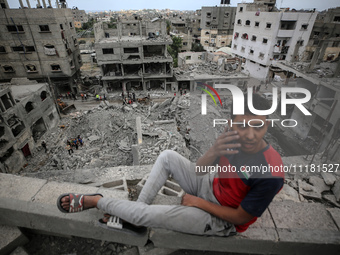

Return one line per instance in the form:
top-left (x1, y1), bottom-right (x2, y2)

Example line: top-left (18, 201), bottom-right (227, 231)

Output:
top-left (7, 0), bottom-right (340, 12)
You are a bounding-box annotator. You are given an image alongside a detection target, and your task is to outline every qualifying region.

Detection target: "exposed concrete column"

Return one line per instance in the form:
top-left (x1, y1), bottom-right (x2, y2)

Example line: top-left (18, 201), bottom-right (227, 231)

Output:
top-left (317, 40), bottom-right (331, 64)
top-left (333, 58), bottom-right (340, 77)
top-left (42, 0), bottom-right (47, 8)
top-left (48, 0), bottom-right (52, 7)
top-left (55, 0), bottom-right (59, 8)
top-left (136, 117), bottom-right (142, 145)
top-left (26, 0), bottom-right (31, 8)
top-left (19, 0), bottom-right (24, 8)
top-left (122, 81), bottom-right (126, 92)
top-left (139, 21), bottom-right (143, 38)
top-left (306, 46), bottom-right (321, 72)
top-left (37, 0), bottom-right (41, 7)
top-left (117, 22), bottom-right (122, 39)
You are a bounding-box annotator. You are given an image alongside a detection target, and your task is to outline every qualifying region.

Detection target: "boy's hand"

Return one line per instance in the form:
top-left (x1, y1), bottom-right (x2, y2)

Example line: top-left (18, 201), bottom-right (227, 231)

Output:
top-left (181, 193), bottom-right (200, 207)
top-left (211, 127), bottom-right (241, 157)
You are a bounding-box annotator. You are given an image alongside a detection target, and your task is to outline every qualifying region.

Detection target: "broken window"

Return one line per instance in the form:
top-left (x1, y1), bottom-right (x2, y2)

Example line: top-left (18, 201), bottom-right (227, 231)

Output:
top-left (51, 64), bottom-right (61, 72)
top-left (3, 65), bottom-right (14, 73)
top-left (39, 25), bottom-right (50, 32)
top-left (26, 64), bottom-right (37, 72)
top-left (205, 31), bottom-right (210, 35)
top-left (40, 91), bottom-right (48, 101)
top-left (334, 16), bottom-right (340, 22)
top-left (206, 22), bottom-right (211, 26)
top-left (266, 23), bottom-right (271, 29)
top-left (123, 64), bottom-right (142, 76)
top-left (0, 46), bottom-right (6, 53)
top-left (31, 118), bottom-right (47, 142)
top-left (124, 48), bottom-right (139, 53)
top-left (44, 44), bottom-right (56, 55)
top-left (237, 19), bottom-right (241, 25)
top-left (12, 46), bottom-right (24, 52)
top-left (60, 24), bottom-right (63, 29)
top-left (7, 25), bottom-right (24, 32)
top-left (25, 102), bottom-right (34, 113)
top-left (206, 12), bottom-right (211, 18)
top-left (255, 21), bottom-right (260, 27)
top-left (183, 42), bottom-right (188, 46)
top-left (143, 45), bottom-right (163, 58)
top-left (239, 7), bottom-right (243, 12)
top-left (297, 40), bottom-right (304, 46)
top-left (250, 49), bottom-right (254, 54)
top-left (245, 20), bottom-right (250, 26)
top-left (233, 44), bottom-right (237, 49)
top-left (263, 38), bottom-right (268, 44)
top-left (241, 47), bottom-right (245, 52)
top-left (280, 21), bottom-right (296, 30)
top-left (69, 22), bottom-right (73, 28)
top-left (0, 147), bottom-right (14, 162)
top-left (12, 46), bottom-right (35, 52)
top-left (224, 12), bottom-right (229, 17)
top-left (251, 35), bottom-right (257, 41)
top-left (49, 113), bottom-right (54, 121)
top-left (186, 56), bottom-right (191, 60)
top-left (259, 52), bottom-right (264, 59)
top-left (241, 33), bottom-right (248, 39)
top-left (7, 115), bottom-right (25, 137)
top-left (301, 24), bottom-right (308, 30)
top-left (102, 48), bottom-right (114, 54)
top-left (1, 93), bottom-right (15, 110)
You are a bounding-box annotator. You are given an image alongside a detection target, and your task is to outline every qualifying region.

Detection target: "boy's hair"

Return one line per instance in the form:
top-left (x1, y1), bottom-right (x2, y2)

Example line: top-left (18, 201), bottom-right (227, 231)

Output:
top-left (231, 93), bottom-right (270, 120)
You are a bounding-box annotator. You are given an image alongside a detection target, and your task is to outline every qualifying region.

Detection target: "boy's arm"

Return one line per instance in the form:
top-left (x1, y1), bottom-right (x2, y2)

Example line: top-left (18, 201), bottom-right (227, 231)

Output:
top-left (195, 129), bottom-right (240, 175)
top-left (182, 194), bottom-right (253, 225)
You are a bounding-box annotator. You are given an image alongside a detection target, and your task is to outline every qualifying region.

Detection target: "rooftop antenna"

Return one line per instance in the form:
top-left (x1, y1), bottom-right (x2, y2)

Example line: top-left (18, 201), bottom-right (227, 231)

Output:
top-left (220, 0), bottom-right (231, 6)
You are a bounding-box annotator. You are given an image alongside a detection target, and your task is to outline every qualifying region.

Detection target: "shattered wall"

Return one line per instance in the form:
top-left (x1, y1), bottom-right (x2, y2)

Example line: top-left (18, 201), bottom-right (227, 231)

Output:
top-left (0, 81), bottom-right (59, 173)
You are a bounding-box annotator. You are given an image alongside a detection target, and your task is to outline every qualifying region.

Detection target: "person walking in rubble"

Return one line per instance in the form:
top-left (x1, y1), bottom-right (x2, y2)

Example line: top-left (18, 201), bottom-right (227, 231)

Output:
top-left (66, 142), bottom-right (73, 155)
top-left (132, 92), bottom-right (136, 102)
top-left (41, 141), bottom-right (47, 153)
top-left (57, 93), bottom-right (284, 237)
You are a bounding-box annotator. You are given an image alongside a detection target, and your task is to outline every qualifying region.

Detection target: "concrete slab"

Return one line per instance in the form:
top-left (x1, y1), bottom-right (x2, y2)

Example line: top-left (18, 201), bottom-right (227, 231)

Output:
top-left (327, 208), bottom-right (340, 230)
top-left (0, 173), bottom-right (47, 201)
top-left (249, 209), bottom-right (275, 228)
top-left (149, 228), bottom-right (278, 253)
top-left (333, 179), bottom-right (340, 202)
top-left (275, 229), bottom-right (340, 255)
top-left (0, 225), bottom-right (28, 255)
top-left (269, 201), bottom-right (338, 230)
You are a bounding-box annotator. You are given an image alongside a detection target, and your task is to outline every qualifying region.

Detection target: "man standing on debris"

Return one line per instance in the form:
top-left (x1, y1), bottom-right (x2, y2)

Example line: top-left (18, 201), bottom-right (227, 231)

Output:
top-left (41, 141), bottom-right (47, 153)
top-left (58, 93), bottom-right (284, 236)
top-left (66, 142), bottom-right (73, 155)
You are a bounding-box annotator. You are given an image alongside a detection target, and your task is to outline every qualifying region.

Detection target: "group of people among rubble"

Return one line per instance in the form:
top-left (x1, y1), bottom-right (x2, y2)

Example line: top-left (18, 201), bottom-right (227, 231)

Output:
top-left (65, 135), bottom-right (83, 155)
top-left (121, 91), bottom-right (136, 105)
top-left (174, 88), bottom-right (187, 97)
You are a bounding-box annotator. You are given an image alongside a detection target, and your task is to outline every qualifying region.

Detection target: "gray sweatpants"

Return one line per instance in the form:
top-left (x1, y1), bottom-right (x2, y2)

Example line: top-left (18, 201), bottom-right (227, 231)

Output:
top-left (97, 150), bottom-right (236, 236)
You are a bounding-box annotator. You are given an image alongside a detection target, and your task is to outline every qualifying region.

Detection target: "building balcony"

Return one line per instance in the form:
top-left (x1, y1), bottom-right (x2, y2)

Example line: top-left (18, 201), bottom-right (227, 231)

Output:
top-left (277, 29), bottom-right (294, 37)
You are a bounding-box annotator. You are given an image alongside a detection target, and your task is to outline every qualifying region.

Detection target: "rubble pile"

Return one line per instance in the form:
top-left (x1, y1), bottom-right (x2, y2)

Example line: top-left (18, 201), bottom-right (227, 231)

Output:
top-left (174, 61), bottom-right (237, 77)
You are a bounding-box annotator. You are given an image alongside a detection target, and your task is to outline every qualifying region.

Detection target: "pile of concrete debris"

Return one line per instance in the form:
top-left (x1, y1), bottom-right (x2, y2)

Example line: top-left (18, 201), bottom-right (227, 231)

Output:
top-left (174, 61), bottom-right (237, 76)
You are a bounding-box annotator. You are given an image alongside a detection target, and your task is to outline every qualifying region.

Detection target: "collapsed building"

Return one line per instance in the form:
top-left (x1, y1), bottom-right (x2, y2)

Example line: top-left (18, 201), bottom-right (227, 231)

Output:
top-left (0, 0), bottom-right (82, 94)
top-left (0, 78), bottom-right (59, 173)
top-left (94, 19), bottom-right (174, 92)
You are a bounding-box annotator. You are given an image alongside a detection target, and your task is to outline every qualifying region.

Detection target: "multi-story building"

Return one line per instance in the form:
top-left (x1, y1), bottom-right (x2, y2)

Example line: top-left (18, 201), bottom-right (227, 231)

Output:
top-left (0, 0), bottom-right (82, 93)
top-left (0, 78), bottom-right (59, 173)
top-left (72, 7), bottom-right (88, 29)
top-left (231, 0), bottom-right (317, 80)
top-left (305, 7), bottom-right (340, 65)
top-left (200, 5), bottom-right (237, 51)
top-left (94, 19), bottom-right (173, 92)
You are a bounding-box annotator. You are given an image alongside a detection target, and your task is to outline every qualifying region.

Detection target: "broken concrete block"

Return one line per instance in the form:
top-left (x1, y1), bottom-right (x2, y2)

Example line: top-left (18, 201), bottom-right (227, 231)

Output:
top-left (102, 178), bottom-right (128, 191)
top-left (298, 180), bottom-right (322, 201)
top-left (309, 176), bottom-right (330, 193)
top-left (332, 180), bottom-right (340, 202)
top-left (321, 172), bottom-right (337, 186)
top-left (327, 208), bottom-right (340, 230)
top-left (323, 194), bottom-right (340, 208)
top-left (0, 225), bottom-right (29, 255)
top-left (273, 184), bottom-right (300, 202)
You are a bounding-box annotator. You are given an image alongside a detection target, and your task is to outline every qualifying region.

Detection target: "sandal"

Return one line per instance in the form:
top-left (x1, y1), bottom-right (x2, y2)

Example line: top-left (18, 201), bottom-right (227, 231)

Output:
top-left (57, 193), bottom-right (103, 213)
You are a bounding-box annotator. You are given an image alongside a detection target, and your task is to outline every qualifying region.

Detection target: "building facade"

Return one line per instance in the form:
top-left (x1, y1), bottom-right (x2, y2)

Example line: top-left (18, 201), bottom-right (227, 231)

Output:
top-left (0, 79), bottom-right (59, 173)
top-left (200, 6), bottom-right (237, 51)
top-left (231, 0), bottom-right (317, 80)
top-left (0, 0), bottom-right (82, 93)
top-left (94, 19), bottom-right (173, 92)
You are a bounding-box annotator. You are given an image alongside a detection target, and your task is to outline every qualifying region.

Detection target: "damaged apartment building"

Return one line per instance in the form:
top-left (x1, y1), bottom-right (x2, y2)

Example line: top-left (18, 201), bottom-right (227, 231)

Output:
top-left (0, 78), bottom-right (59, 173)
top-left (0, 0), bottom-right (82, 94)
top-left (94, 19), bottom-right (173, 92)
top-left (231, 0), bottom-right (317, 81)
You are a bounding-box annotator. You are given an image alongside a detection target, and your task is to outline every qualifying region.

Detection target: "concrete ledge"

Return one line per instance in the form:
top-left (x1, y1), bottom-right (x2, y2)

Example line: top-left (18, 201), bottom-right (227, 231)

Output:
top-left (0, 174), bottom-right (148, 247)
top-left (1, 173), bottom-right (340, 254)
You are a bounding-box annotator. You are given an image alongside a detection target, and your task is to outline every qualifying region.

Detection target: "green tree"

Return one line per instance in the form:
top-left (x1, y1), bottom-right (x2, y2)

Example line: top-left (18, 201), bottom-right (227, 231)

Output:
top-left (166, 20), bottom-right (171, 35)
top-left (168, 36), bottom-right (182, 67)
top-left (191, 43), bottom-right (205, 52)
